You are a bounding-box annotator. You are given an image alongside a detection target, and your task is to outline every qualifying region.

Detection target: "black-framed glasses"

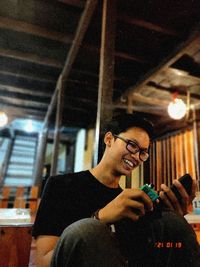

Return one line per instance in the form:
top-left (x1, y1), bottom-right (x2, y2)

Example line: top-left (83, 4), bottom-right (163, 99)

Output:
top-left (113, 134), bottom-right (149, 162)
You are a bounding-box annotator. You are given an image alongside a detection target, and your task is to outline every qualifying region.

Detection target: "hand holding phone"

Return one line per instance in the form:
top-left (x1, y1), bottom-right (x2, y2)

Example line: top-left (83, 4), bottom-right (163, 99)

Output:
top-left (170, 173), bottom-right (193, 203)
top-left (141, 174), bottom-right (193, 210)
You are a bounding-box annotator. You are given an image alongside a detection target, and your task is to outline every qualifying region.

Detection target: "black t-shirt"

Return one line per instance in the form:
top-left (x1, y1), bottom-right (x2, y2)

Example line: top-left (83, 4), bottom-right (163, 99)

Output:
top-left (32, 170), bottom-right (200, 266)
top-left (32, 170), bottom-right (122, 238)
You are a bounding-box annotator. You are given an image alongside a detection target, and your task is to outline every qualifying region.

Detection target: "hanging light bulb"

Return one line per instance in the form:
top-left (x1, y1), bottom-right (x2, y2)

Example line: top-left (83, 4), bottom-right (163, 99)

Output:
top-left (0, 111), bottom-right (8, 127)
top-left (25, 120), bottom-right (34, 132)
top-left (168, 93), bottom-right (187, 120)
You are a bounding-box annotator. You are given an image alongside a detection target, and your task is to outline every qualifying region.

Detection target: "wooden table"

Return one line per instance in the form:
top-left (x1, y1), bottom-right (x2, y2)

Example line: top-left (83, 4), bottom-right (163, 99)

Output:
top-left (0, 209), bottom-right (33, 267)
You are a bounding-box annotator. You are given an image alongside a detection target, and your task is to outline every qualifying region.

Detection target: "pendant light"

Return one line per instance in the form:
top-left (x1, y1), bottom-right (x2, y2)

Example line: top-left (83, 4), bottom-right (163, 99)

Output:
top-left (0, 111), bottom-right (8, 127)
top-left (167, 92), bottom-right (187, 120)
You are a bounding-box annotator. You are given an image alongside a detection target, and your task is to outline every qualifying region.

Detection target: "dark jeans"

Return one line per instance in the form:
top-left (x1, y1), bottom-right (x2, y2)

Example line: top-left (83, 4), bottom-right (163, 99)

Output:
top-left (50, 218), bottom-right (127, 267)
top-left (50, 210), bottom-right (200, 267)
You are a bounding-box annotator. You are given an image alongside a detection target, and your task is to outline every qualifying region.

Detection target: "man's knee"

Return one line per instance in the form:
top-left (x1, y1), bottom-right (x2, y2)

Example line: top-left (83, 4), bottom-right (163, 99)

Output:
top-left (60, 218), bottom-right (110, 245)
top-left (51, 219), bottom-right (125, 266)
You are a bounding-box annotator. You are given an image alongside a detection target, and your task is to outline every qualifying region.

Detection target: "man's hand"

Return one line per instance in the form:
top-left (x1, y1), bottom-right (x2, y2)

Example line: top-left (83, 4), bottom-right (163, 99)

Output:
top-left (159, 179), bottom-right (196, 216)
top-left (98, 188), bottom-right (153, 224)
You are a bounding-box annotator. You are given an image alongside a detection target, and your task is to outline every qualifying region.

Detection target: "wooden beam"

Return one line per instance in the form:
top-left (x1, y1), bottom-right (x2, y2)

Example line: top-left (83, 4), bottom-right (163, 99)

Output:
top-left (71, 68), bottom-right (99, 79)
top-left (93, 0), bottom-right (117, 165)
top-left (65, 96), bottom-right (97, 106)
top-left (0, 15), bottom-right (149, 66)
top-left (50, 79), bottom-right (64, 176)
top-left (114, 103), bottom-right (166, 116)
top-left (118, 14), bottom-right (179, 37)
top-left (44, 0), bottom-right (98, 129)
top-left (114, 91), bottom-right (169, 116)
top-left (0, 70), bottom-right (56, 86)
top-left (66, 78), bottom-right (98, 89)
top-left (39, 0), bottom-right (98, 178)
top-left (58, 0), bottom-right (85, 8)
top-left (71, 68), bottom-right (134, 85)
top-left (0, 105), bottom-right (45, 118)
top-left (51, 0), bottom-right (98, 175)
top-left (132, 92), bottom-right (169, 107)
top-left (147, 81), bottom-right (200, 99)
top-left (117, 31), bottom-right (200, 104)
top-left (192, 109), bottom-right (200, 181)
top-left (61, 0), bottom-right (98, 81)
top-left (82, 43), bottom-right (149, 64)
top-left (0, 48), bottom-right (62, 68)
top-left (34, 130), bottom-right (48, 186)
top-left (0, 84), bottom-right (52, 98)
top-left (0, 16), bottom-right (73, 44)
top-left (163, 67), bottom-right (200, 83)
top-left (0, 96), bottom-right (48, 109)
top-left (63, 104), bottom-right (95, 113)
top-left (115, 51), bottom-right (149, 64)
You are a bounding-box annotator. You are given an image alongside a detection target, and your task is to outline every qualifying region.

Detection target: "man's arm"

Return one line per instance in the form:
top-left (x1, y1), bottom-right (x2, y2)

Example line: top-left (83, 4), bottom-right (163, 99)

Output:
top-left (35, 235), bottom-right (59, 267)
top-left (96, 188), bottom-right (153, 224)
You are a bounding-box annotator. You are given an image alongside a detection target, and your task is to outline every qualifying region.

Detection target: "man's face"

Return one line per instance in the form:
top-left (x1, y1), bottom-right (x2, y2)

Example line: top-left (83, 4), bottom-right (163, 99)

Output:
top-left (106, 127), bottom-right (150, 176)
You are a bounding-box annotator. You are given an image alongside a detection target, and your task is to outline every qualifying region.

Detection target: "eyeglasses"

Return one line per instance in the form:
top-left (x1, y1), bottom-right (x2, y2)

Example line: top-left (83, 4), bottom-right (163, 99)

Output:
top-left (113, 134), bottom-right (149, 162)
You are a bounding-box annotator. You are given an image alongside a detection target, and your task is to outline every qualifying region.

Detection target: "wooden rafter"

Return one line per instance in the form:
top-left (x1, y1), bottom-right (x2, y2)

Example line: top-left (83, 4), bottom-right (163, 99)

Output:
top-left (118, 14), bottom-right (179, 37)
top-left (0, 70), bottom-right (56, 85)
top-left (0, 84), bottom-right (52, 98)
top-left (58, 0), bottom-right (85, 8)
top-left (0, 96), bottom-right (48, 109)
top-left (82, 43), bottom-right (149, 64)
top-left (117, 31), bottom-right (200, 109)
top-left (0, 48), bottom-right (62, 68)
top-left (0, 16), bottom-right (73, 44)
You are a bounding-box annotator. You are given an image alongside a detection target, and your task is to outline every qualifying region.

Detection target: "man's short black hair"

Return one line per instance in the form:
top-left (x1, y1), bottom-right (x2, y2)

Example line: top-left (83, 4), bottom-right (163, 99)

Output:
top-left (103, 113), bottom-right (154, 140)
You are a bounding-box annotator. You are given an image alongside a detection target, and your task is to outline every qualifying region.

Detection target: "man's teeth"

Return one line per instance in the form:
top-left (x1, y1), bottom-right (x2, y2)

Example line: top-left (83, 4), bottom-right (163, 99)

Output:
top-left (124, 159), bottom-right (134, 168)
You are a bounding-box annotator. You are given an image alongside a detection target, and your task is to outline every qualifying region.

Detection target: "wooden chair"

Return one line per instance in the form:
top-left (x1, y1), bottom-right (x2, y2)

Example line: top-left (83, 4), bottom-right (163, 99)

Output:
top-left (13, 186), bottom-right (26, 209)
top-left (1, 185), bottom-right (40, 215)
top-left (28, 186), bottom-right (39, 214)
top-left (0, 186), bottom-right (10, 208)
top-left (0, 225), bottom-right (32, 267)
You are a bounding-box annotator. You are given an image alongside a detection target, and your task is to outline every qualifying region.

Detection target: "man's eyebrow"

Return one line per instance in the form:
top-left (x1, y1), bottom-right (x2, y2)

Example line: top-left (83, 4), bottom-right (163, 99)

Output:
top-left (129, 139), bottom-right (149, 151)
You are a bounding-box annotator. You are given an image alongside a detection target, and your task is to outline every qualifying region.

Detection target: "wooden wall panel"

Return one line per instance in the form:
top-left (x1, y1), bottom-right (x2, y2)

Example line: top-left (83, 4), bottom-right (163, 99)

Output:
top-left (150, 126), bottom-right (198, 190)
top-left (166, 136), bottom-right (171, 185)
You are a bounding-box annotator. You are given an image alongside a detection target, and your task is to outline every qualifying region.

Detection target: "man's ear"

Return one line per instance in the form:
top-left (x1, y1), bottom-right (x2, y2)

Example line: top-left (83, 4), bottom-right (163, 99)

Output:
top-left (104, 132), bottom-right (113, 147)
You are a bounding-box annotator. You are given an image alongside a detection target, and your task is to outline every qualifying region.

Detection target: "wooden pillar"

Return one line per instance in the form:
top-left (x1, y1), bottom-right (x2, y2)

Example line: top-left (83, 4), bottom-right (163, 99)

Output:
top-left (125, 93), bottom-right (134, 187)
top-left (193, 107), bottom-right (200, 190)
top-left (33, 89), bottom-right (58, 186)
top-left (34, 0), bottom-right (98, 181)
top-left (34, 130), bottom-right (48, 186)
top-left (65, 143), bottom-right (75, 173)
top-left (50, 76), bottom-right (64, 176)
top-left (93, 0), bottom-right (116, 166)
top-left (50, 0), bottom-right (98, 175)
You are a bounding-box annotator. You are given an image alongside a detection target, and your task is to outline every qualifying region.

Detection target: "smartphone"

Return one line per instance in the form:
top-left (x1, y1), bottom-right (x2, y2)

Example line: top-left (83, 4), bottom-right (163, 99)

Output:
top-left (170, 173), bottom-right (193, 203)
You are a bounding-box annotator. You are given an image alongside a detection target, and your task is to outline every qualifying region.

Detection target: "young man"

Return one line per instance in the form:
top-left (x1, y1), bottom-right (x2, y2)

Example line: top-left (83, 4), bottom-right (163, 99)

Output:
top-left (32, 113), bottom-right (199, 267)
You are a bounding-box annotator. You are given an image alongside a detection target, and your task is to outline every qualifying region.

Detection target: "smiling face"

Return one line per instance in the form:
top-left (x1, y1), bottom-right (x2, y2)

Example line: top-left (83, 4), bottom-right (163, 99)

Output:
top-left (103, 127), bottom-right (150, 177)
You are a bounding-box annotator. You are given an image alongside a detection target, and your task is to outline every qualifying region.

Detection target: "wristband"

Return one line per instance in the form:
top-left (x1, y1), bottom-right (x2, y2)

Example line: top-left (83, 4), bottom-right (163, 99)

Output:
top-left (92, 209), bottom-right (101, 220)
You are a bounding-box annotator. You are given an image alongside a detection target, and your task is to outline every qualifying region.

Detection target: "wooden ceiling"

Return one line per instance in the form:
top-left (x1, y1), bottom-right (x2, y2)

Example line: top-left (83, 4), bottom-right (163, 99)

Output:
top-left (0, 0), bottom-right (200, 136)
